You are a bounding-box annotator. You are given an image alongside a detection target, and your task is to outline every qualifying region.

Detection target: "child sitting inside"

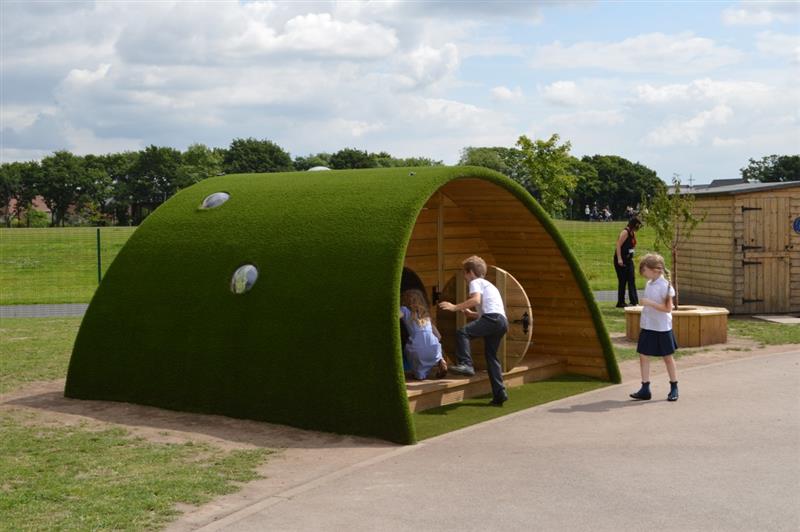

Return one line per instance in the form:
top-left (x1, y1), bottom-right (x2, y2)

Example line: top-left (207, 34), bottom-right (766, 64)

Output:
top-left (399, 289), bottom-right (447, 380)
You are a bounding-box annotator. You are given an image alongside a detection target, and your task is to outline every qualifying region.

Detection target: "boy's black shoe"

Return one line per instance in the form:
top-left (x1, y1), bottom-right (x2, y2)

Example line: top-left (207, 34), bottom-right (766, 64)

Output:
top-left (489, 393), bottom-right (508, 406)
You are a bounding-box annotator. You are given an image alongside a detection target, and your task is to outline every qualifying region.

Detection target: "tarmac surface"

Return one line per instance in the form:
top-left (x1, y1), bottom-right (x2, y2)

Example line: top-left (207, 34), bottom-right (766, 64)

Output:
top-left (182, 350), bottom-right (800, 532)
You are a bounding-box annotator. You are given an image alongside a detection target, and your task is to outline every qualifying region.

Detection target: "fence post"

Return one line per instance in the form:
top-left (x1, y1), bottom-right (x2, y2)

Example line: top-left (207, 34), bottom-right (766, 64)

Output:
top-left (96, 228), bottom-right (102, 284)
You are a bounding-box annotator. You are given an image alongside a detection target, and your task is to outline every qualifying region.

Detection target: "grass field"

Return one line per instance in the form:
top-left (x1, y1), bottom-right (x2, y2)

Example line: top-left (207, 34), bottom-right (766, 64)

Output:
top-left (0, 221), bottom-right (661, 305)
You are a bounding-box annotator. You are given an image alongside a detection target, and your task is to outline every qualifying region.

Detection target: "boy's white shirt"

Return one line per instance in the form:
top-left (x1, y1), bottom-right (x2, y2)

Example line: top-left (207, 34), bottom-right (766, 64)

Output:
top-left (640, 276), bottom-right (675, 332)
top-left (468, 278), bottom-right (506, 317)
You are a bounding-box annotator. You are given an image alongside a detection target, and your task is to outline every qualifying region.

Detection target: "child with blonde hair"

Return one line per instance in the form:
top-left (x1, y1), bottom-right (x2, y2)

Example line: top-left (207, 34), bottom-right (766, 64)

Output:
top-left (630, 253), bottom-right (679, 402)
top-left (400, 289), bottom-right (447, 380)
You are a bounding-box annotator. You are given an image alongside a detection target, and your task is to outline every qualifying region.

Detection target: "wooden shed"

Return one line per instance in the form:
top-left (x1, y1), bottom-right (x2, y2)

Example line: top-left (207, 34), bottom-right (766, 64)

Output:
top-left (679, 181), bottom-right (800, 315)
top-left (65, 166), bottom-right (618, 444)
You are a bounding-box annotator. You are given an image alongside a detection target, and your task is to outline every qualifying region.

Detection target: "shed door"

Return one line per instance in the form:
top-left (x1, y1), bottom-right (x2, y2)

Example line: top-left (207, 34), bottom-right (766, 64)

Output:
top-left (437, 266), bottom-right (532, 372)
top-left (741, 197), bottom-right (791, 313)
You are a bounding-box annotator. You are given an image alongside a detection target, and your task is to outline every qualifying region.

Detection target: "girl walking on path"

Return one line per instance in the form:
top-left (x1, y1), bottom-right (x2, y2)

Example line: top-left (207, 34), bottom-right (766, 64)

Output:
top-left (614, 216), bottom-right (642, 307)
top-left (630, 253), bottom-right (679, 402)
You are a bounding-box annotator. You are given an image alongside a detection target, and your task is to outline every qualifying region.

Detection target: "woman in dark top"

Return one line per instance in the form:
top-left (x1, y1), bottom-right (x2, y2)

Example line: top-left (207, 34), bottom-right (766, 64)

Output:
top-left (614, 216), bottom-right (642, 307)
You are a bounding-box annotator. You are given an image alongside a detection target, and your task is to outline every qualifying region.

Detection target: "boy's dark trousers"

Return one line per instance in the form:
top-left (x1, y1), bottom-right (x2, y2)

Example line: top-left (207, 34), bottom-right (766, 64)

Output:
top-left (456, 313), bottom-right (509, 400)
top-left (614, 259), bottom-right (638, 306)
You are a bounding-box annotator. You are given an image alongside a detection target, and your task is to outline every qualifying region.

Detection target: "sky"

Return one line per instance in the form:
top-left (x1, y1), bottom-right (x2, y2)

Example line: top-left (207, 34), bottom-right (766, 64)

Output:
top-left (1, 0), bottom-right (799, 184)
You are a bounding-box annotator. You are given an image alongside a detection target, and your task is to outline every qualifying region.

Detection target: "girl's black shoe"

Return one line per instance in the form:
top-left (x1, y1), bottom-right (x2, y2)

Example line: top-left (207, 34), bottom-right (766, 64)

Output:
top-left (629, 381), bottom-right (651, 400)
top-left (667, 381), bottom-right (679, 402)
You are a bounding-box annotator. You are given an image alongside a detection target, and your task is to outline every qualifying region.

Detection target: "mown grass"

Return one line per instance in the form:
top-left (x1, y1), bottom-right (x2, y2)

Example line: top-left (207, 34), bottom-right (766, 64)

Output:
top-left (0, 317), bottom-right (80, 394)
top-left (0, 227), bottom-right (134, 305)
top-left (0, 411), bottom-right (270, 531)
top-left (728, 317), bottom-right (800, 345)
top-left (413, 375), bottom-right (608, 440)
top-left (0, 317), bottom-right (273, 530)
top-left (0, 222), bottom-right (662, 305)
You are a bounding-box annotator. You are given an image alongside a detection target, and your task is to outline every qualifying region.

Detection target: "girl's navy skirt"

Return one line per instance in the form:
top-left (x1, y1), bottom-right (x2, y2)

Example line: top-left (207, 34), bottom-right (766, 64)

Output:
top-left (637, 329), bottom-right (678, 356)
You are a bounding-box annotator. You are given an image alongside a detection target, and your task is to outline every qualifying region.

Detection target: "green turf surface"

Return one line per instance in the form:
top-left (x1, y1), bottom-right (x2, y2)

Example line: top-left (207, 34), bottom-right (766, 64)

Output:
top-left (64, 166), bottom-right (615, 444)
top-left (0, 317), bottom-right (80, 394)
top-left (0, 227), bottom-right (134, 305)
top-left (0, 411), bottom-right (270, 531)
top-left (413, 375), bottom-right (609, 440)
top-left (728, 317), bottom-right (800, 345)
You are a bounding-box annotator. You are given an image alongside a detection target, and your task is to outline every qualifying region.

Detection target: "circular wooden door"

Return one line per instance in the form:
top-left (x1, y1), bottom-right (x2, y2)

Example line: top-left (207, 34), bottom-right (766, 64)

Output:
top-left (436, 266), bottom-right (532, 372)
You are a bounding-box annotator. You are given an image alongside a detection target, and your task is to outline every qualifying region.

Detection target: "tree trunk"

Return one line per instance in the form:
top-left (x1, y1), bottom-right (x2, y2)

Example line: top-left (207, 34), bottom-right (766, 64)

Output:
top-left (672, 248), bottom-right (679, 309)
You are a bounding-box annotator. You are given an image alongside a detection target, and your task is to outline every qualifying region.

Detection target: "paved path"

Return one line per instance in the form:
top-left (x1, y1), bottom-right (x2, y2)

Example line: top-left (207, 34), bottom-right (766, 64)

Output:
top-left (0, 292), bottom-right (639, 318)
top-left (197, 351), bottom-right (799, 532)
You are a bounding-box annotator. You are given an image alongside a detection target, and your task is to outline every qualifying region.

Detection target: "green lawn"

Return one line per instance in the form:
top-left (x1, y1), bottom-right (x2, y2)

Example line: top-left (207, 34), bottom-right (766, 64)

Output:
top-left (0, 411), bottom-right (270, 531)
top-left (0, 317), bottom-right (81, 394)
top-left (0, 316), bottom-right (272, 530)
top-left (0, 227), bottom-right (135, 305)
top-left (0, 222), bottom-right (662, 305)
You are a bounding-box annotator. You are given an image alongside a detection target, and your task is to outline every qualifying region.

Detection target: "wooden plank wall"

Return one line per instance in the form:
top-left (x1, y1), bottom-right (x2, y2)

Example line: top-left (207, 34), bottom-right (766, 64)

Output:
top-left (679, 196), bottom-right (736, 308)
top-left (681, 188), bottom-right (800, 314)
top-left (403, 179), bottom-right (609, 380)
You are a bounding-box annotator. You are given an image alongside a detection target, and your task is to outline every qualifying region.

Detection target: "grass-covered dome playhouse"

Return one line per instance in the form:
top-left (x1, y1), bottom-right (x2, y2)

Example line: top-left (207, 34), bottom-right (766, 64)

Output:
top-left (65, 166), bottom-right (619, 444)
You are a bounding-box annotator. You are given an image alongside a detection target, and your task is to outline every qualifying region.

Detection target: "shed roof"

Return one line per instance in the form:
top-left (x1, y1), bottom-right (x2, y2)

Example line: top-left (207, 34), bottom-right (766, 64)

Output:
top-left (687, 180), bottom-right (800, 196)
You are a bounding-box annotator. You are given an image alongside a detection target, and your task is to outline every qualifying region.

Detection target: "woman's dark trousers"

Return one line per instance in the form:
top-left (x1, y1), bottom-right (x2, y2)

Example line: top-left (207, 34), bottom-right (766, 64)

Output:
top-left (614, 260), bottom-right (638, 306)
top-left (455, 313), bottom-right (509, 401)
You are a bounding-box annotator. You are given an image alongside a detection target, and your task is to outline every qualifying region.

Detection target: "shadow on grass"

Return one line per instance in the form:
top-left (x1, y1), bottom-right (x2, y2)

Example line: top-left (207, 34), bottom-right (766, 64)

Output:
top-left (412, 374), bottom-right (610, 440)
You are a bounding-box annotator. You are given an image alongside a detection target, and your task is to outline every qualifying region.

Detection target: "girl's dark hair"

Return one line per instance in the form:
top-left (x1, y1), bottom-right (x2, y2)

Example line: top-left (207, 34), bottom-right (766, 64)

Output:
top-left (628, 216), bottom-right (642, 230)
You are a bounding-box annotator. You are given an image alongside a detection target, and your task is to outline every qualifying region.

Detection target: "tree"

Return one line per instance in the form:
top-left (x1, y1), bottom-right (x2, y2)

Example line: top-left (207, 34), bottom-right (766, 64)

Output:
top-left (579, 155), bottom-right (664, 219)
top-left (640, 176), bottom-right (706, 309)
top-left (568, 157), bottom-right (600, 220)
top-left (740, 155), bottom-right (800, 182)
top-left (128, 145), bottom-right (182, 223)
top-left (294, 152), bottom-right (332, 171)
top-left (459, 146), bottom-right (524, 183)
top-left (39, 151), bottom-right (93, 226)
top-left (329, 148), bottom-right (376, 169)
top-left (516, 134), bottom-right (576, 217)
top-left (102, 151), bottom-right (139, 226)
top-left (224, 138), bottom-right (293, 174)
top-left (0, 163), bottom-right (22, 226)
top-left (178, 143), bottom-right (223, 187)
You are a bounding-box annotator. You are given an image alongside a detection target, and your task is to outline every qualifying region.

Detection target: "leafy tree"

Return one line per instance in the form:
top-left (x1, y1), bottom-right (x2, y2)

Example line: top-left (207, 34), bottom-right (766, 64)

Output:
top-left (516, 134), bottom-right (576, 217)
top-left (293, 152), bottom-right (332, 171)
top-left (640, 176), bottom-right (706, 309)
top-left (459, 146), bottom-right (524, 183)
top-left (740, 154), bottom-right (800, 182)
top-left (128, 145), bottom-right (182, 223)
top-left (39, 151), bottom-right (93, 226)
top-left (224, 138), bottom-right (293, 174)
top-left (0, 163), bottom-right (22, 226)
top-left (579, 155), bottom-right (664, 219)
top-left (329, 148), bottom-right (377, 169)
top-left (568, 157), bottom-right (600, 220)
top-left (81, 154), bottom-right (115, 224)
top-left (102, 152), bottom-right (139, 226)
top-left (178, 143), bottom-right (223, 187)
top-left (396, 156), bottom-right (444, 167)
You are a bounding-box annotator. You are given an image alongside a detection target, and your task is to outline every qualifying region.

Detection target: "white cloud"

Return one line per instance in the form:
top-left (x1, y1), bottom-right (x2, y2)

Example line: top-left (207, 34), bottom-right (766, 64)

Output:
top-left (491, 85), bottom-right (523, 102)
top-left (634, 78), bottom-right (773, 106)
top-left (645, 105), bottom-right (734, 146)
top-left (722, 2), bottom-right (799, 26)
top-left (395, 44), bottom-right (460, 89)
top-left (540, 81), bottom-right (586, 106)
top-left (756, 31), bottom-right (800, 62)
top-left (546, 109), bottom-right (625, 127)
top-left (532, 32), bottom-right (743, 73)
top-left (712, 137), bottom-right (745, 147)
top-left (333, 119), bottom-right (386, 138)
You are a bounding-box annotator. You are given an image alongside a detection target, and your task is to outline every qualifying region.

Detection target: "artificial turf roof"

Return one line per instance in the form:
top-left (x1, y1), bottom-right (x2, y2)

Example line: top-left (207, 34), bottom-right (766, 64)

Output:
top-left (65, 166), bottom-right (617, 444)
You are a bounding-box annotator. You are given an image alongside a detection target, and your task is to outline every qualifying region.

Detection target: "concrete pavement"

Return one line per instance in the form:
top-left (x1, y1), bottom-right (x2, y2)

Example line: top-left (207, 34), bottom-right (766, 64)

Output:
top-left (198, 350), bottom-right (800, 532)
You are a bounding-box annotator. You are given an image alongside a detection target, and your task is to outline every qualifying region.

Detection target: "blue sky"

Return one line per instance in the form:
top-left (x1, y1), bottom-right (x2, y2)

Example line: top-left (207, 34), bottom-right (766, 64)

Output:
top-left (2, 0), bottom-right (798, 183)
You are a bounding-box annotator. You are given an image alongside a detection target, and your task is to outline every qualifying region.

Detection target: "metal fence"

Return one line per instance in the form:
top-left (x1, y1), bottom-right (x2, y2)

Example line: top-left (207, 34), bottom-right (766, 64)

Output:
top-left (0, 221), bottom-right (660, 307)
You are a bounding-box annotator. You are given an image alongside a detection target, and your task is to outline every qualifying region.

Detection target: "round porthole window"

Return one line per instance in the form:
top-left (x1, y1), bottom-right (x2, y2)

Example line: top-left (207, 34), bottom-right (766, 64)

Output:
top-left (231, 264), bottom-right (258, 294)
top-left (200, 192), bottom-right (230, 209)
